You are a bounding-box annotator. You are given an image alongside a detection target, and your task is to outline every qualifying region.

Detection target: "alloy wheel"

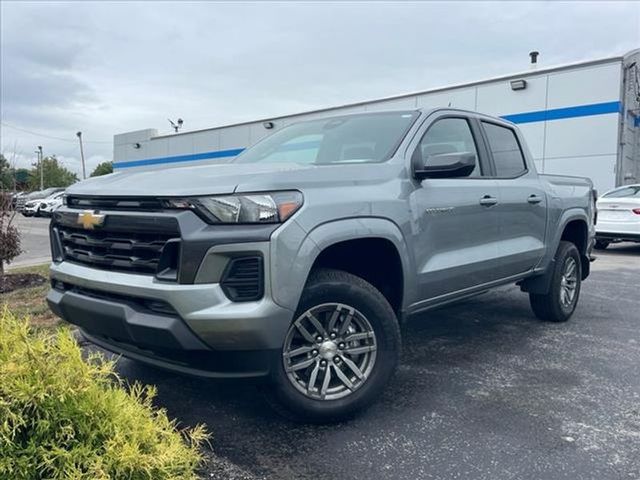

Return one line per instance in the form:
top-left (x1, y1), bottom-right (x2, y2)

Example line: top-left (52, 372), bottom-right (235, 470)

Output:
top-left (282, 303), bottom-right (377, 400)
top-left (559, 257), bottom-right (578, 308)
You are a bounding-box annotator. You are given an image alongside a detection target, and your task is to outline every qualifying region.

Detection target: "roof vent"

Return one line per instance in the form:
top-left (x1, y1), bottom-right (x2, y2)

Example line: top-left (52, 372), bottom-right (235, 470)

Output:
top-left (529, 51), bottom-right (539, 69)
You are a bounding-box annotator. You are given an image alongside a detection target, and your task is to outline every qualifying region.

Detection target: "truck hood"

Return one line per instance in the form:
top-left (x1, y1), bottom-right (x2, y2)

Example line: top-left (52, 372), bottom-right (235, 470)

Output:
top-left (66, 161), bottom-right (401, 197)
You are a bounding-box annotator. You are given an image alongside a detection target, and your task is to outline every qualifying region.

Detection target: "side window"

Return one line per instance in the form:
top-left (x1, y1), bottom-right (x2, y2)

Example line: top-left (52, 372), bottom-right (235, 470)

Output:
top-left (415, 118), bottom-right (481, 177)
top-left (482, 122), bottom-right (527, 177)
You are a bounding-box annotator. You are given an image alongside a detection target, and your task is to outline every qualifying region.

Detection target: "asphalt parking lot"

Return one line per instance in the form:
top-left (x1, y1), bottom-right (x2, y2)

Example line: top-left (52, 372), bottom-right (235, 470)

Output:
top-left (12, 217), bottom-right (640, 479)
top-left (10, 215), bottom-right (52, 268)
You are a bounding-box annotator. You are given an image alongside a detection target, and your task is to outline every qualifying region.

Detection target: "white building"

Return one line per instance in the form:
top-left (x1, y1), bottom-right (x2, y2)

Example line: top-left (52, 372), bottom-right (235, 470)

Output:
top-left (113, 49), bottom-right (640, 192)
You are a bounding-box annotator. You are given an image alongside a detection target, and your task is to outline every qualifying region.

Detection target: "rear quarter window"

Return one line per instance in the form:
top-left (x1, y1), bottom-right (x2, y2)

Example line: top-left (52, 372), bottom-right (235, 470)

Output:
top-left (482, 122), bottom-right (527, 177)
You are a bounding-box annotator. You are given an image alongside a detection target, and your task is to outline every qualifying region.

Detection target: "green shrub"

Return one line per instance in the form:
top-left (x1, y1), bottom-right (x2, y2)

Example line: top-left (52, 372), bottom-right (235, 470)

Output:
top-left (0, 308), bottom-right (208, 479)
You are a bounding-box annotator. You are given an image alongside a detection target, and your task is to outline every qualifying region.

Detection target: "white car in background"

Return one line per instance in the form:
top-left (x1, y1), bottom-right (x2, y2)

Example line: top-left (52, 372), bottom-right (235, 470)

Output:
top-left (23, 191), bottom-right (65, 217)
top-left (38, 191), bottom-right (65, 217)
top-left (18, 187), bottom-right (65, 213)
top-left (595, 184), bottom-right (640, 249)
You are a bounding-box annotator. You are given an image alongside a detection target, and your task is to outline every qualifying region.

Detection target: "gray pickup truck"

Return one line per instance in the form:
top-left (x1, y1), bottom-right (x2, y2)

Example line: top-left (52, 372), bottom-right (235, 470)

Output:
top-left (47, 109), bottom-right (595, 421)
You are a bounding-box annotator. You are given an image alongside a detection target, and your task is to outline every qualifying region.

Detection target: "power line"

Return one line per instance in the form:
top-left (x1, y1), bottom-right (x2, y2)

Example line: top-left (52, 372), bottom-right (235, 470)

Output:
top-left (6, 144), bottom-right (89, 164)
top-left (0, 122), bottom-right (112, 144)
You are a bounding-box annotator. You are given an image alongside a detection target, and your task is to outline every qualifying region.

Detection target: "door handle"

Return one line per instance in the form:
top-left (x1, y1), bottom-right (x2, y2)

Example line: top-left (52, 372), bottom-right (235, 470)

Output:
top-left (479, 195), bottom-right (498, 207)
top-left (527, 194), bottom-right (543, 205)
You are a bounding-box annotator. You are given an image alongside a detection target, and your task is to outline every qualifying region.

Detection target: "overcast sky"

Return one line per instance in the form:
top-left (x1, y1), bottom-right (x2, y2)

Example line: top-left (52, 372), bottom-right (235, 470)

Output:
top-left (1, 1), bottom-right (639, 177)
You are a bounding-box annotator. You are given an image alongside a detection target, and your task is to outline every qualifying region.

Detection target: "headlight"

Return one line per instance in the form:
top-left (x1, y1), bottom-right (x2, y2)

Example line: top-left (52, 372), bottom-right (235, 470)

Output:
top-left (163, 191), bottom-right (303, 224)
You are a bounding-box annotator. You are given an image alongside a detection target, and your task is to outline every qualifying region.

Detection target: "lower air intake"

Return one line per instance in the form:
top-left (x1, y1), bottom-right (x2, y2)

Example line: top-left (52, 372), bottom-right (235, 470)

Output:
top-left (220, 256), bottom-right (264, 302)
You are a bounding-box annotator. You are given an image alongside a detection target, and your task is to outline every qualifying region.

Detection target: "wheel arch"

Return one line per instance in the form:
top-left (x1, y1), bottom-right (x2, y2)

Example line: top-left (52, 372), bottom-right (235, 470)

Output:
top-left (271, 218), bottom-right (413, 318)
top-left (521, 210), bottom-right (591, 294)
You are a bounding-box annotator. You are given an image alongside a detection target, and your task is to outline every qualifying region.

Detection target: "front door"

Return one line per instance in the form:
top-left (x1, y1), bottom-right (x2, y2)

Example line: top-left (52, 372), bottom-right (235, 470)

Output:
top-left (408, 116), bottom-right (503, 303)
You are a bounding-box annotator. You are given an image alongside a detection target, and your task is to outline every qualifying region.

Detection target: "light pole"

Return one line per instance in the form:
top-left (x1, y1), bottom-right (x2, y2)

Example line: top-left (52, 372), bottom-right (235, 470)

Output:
top-left (36, 146), bottom-right (43, 190)
top-left (76, 131), bottom-right (86, 179)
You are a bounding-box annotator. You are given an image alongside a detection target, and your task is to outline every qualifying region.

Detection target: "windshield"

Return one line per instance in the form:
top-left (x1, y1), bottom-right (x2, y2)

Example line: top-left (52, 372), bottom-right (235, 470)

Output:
top-left (603, 186), bottom-right (640, 198)
top-left (234, 111), bottom-right (419, 165)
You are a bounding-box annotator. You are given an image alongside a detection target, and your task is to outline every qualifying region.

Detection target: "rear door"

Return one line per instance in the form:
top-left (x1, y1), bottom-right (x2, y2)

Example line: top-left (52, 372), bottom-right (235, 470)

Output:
top-left (480, 120), bottom-right (547, 278)
top-left (407, 114), bottom-right (503, 302)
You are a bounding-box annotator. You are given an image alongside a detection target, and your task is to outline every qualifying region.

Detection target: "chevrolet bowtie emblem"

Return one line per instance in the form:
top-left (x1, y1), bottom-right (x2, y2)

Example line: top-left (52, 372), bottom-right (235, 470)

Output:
top-left (77, 210), bottom-right (105, 230)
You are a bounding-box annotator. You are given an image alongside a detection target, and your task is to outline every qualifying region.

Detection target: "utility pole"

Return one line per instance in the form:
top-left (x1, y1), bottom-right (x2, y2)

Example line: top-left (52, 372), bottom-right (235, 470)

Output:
top-left (37, 146), bottom-right (43, 190)
top-left (76, 131), bottom-right (86, 179)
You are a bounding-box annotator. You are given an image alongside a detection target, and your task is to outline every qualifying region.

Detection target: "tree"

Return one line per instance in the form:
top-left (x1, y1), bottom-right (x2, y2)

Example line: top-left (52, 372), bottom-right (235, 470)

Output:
top-left (90, 161), bottom-right (113, 177)
top-left (0, 193), bottom-right (21, 275)
top-left (0, 155), bottom-right (13, 191)
top-left (28, 156), bottom-right (78, 190)
top-left (13, 169), bottom-right (29, 190)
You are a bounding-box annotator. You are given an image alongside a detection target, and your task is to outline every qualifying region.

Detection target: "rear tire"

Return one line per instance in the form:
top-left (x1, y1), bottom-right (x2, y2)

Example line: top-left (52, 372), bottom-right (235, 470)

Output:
top-left (269, 268), bottom-right (401, 423)
top-left (594, 240), bottom-right (609, 250)
top-left (529, 241), bottom-right (581, 322)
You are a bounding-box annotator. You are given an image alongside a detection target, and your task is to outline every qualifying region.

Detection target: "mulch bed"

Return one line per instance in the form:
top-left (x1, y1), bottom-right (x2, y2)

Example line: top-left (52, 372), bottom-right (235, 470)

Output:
top-left (0, 273), bottom-right (47, 294)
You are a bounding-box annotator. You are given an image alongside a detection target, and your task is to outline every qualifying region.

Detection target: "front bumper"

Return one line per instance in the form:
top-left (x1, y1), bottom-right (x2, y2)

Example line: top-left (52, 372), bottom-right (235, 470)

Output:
top-left (48, 245), bottom-right (294, 377)
top-left (40, 206), bottom-right (56, 216)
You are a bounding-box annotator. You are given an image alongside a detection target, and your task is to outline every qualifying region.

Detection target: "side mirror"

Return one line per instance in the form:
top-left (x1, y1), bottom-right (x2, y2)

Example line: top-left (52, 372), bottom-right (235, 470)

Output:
top-left (414, 152), bottom-right (476, 180)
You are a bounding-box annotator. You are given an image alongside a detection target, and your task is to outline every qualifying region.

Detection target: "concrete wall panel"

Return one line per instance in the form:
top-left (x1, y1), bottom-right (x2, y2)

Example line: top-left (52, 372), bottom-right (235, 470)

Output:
top-left (545, 115), bottom-right (619, 159)
top-left (219, 125), bottom-right (251, 150)
top-left (364, 96), bottom-right (417, 111)
top-left (192, 130), bottom-right (220, 153)
top-left (476, 74), bottom-right (547, 116)
top-left (415, 88), bottom-right (476, 110)
top-left (543, 154), bottom-right (617, 192)
top-left (515, 122), bottom-right (545, 160)
top-left (547, 64), bottom-right (621, 108)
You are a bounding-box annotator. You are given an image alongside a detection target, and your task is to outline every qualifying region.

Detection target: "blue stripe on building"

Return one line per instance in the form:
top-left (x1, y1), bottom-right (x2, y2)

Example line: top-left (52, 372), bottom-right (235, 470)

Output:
top-left (501, 101), bottom-right (621, 124)
top-left (114, 148), bottom-right (245, 169)
top-left (114, 100), bottom-right (622, 169)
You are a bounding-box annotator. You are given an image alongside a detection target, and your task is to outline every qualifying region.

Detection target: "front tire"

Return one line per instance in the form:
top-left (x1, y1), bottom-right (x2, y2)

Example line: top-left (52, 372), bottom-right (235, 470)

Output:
top-left (529, 241), bottom-right (581, 322)
top-left (270, 268), bottom-right (401, 422)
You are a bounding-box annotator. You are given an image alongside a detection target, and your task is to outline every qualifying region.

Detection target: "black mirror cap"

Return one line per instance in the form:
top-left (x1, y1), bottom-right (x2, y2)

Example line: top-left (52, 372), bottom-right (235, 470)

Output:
top-left (414, 152), bottom-right (476, 180)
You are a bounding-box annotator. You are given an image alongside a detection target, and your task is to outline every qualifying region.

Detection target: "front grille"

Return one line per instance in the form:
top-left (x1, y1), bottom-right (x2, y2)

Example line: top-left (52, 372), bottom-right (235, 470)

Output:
top-left (66, 195), bottom-right (165, 211)
top-left (56, 226), bottom-right (178, 275)
top-left (220, 256), bottom-right (264, 301)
